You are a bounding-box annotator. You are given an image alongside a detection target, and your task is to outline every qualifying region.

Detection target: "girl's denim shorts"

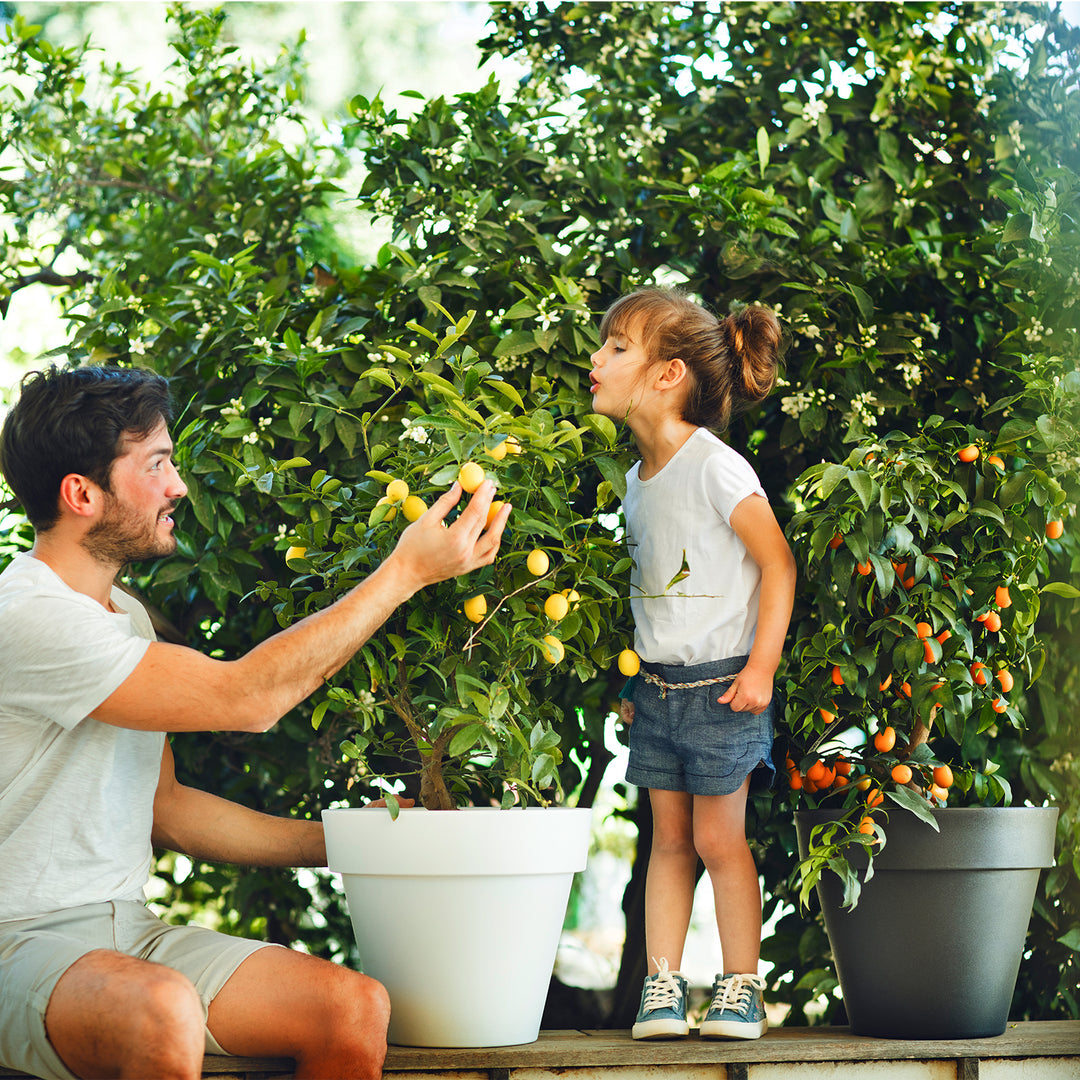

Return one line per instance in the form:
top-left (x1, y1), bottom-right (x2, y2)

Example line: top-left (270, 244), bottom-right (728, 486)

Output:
top-left (625, 655), bottom-right (777, 797)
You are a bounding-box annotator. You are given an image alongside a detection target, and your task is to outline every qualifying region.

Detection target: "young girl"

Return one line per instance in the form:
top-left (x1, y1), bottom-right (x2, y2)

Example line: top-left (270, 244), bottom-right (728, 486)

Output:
top-left (590, 287), bottom-right (795, 1041)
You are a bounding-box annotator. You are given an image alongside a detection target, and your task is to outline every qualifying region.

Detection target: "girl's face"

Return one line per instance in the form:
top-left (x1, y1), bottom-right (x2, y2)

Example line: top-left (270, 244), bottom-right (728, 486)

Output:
top-left (589, 321), bottom-right (653, 421)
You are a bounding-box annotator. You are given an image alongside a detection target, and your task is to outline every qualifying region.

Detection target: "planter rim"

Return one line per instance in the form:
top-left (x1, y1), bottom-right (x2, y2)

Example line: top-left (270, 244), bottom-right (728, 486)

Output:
top-left (795, 805), bottom-right (1058, 871)
top-left (322, 804), bottom-right (593, 877)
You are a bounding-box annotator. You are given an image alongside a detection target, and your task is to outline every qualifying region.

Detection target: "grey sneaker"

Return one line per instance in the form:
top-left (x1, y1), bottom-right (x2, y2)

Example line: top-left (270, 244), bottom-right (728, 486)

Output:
top-left (699, 973), bottom-right (768, 1040)
top-left (631, 957), bottom-right (690, 1040)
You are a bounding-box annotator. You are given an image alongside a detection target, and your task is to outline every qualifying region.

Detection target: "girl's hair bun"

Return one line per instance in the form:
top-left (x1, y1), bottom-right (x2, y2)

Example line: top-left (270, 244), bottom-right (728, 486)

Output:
top-left (722, 306), bottom-right (783, 404)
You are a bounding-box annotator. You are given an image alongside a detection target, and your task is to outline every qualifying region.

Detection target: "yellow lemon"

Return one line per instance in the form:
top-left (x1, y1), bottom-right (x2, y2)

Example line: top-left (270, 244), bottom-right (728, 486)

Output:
top-left (402, 495), bottom-right (427, 522)
top-left (285, 545), bottom-right (307, 565)
top-left (540, 634), bottom-right (564, 664)
top-left (463, 594), bottom-right (487, 624)
top-left (544, 593), bottom-right (570, 621)
top-left (505, 435), bottom-right (523, 455)
top-left (561, 588), bottom-right (581, 609)
top-left (526, 549), bottom-right (550, 576)
top-left (485, 440), bottom-right (508, 461)
top-left (385, 478), bottom-right (410, 503)
top-left (486, 500), bottom-right (507, 529)
top-left (458, 461), bottom-right (486, 493)
top-left (617, 648), bottom-right (641, 677)
top-left (375, 496), bottom-right (397, 521)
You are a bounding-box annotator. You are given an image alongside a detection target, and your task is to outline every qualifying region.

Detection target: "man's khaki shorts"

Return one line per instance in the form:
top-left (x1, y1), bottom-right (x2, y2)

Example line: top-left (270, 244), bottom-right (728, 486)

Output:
top-left (0, 900), bottom-right (277, 1080)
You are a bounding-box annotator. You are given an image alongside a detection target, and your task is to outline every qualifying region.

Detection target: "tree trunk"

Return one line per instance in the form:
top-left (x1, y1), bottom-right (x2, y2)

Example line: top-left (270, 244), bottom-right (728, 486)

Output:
top-left (605, 790), bottom-right (652, 1027)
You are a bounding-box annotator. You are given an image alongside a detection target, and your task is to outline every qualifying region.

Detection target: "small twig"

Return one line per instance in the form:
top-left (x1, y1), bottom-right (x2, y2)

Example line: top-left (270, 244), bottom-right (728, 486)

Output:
top-left (463, 567), bottom-right (557, 652)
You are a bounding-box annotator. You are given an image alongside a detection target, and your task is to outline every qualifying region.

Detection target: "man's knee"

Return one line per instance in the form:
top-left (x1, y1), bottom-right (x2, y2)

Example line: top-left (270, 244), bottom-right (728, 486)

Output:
top-left (130, 964), bottom-right (204, 1036)
top-left (323, 967), bottom-right (391, 1040)
top-left (304, 966), bottom-right (390, 1075)
top-left (48, 951), bottom-right (205, 1079)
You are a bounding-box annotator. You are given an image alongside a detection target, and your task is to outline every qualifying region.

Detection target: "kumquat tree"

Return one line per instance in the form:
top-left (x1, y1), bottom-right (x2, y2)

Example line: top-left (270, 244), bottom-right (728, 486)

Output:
top-left (1, 0), bottom-right (1077, 1026)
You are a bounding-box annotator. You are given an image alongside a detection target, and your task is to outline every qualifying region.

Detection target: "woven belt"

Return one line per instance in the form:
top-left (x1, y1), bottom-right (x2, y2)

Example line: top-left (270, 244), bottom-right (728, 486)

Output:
top-left (640, 670), bottom-right (738, 700)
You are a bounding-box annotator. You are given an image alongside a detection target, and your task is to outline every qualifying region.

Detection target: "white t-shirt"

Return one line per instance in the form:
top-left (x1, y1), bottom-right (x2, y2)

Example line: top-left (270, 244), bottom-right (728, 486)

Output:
top-left (0, 553), bottom-right (163, 922)
top-left (623, 427), bottom-right (766, 666)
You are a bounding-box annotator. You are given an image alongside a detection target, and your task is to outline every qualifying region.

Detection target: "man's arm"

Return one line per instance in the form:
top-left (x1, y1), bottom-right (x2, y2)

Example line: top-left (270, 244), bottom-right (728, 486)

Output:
top-left (152, 739), bottom-right (327, 866)
top-left (97, 481), bottom-right (509, 734)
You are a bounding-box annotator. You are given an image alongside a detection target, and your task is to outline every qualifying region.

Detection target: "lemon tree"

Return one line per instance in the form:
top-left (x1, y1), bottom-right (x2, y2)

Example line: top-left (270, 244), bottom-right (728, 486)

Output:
top-left (258, 330), bottom-right (632, 811)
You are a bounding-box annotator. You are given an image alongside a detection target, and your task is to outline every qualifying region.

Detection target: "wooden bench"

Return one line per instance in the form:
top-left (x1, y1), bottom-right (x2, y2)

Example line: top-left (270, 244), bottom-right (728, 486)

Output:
top-left (6, 1022), bottom-right (1074, 1079)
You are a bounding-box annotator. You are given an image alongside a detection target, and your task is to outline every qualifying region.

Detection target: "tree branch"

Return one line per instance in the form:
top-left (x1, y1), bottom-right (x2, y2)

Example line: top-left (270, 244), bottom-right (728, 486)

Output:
top-left (0, 268), bottom-right (94, 318)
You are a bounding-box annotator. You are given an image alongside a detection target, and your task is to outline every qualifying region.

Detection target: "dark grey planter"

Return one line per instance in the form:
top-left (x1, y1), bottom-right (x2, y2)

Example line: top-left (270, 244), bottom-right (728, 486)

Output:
top-left (795, 806), bottom-right (1059, 1039)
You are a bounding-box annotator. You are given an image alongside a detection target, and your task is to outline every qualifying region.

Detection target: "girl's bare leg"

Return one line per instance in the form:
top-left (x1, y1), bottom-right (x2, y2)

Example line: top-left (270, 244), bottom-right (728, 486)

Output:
top-left (643, 788), bottom-right (697, 972)
top-left (692, 777), bottom-right (762, 974)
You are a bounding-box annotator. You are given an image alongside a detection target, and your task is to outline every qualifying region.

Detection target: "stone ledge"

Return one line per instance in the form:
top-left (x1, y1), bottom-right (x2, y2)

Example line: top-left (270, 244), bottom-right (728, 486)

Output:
top-left (2, 1021), bottom-right (1077, 1079)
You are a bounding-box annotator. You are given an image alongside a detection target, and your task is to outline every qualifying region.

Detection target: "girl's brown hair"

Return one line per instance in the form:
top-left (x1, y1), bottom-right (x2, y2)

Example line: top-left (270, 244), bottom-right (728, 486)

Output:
top-left (598, 287), bottom-right (782, 430)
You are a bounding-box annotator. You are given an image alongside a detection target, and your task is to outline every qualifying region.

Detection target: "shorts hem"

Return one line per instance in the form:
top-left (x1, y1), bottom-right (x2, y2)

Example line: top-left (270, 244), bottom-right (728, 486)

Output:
top-left (625, 764), bottom-right (683, 791)
top-left (627, 758), bottom-right (774, 797)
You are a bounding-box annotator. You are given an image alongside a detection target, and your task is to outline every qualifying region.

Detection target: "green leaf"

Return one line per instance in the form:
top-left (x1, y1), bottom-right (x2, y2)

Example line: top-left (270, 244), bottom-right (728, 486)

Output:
top-left (595, 456), bottom-right (627, 500)
top-left (665, 549), bottom-right (691, 591)
top-left (756, 125), bottom-right (770, 177)
top-left (531, 751), bottom-right (557, 786)
top-left (761, 216), bottom-right (800, 238)
top-left (1042, 582), bottom-right (1080, 598)
top-left (848, 284), bottom-right (873, 322)
top-left (493, 330), bottom-right (538, 358)
top-left (971, 500), bottom-right (1006, 525)
top-left (363, 368), bottom-right (397, 389)
top-left (311, 699), bottom-right (332, 731)
top-left (489, 684), bottom-right (511, 720)
top-left (416, 370), bottom-right (460, 399)
top-left (840, 208), bottom-right (860, 243)
top-left (1058, 929), bottom-right (1080, 953)
top-left (850, 471), bottom-right (874, 511)
top-left (834, 857), bottom-right (863, 910)
top-left (582, 413), bottom-right (618, 447)
top-left (1002, 213), bottom-right (1033, 242)
top-left (484, 379), bottom-right (525, 409)
top-left (405, 320), bottom-right (439, 342)
top-left (448, 723), bottom-right (485, 758)
top-left (885, 784), bottom-right (940, 827)
top-left (820, 463), bottom-right (848, 498)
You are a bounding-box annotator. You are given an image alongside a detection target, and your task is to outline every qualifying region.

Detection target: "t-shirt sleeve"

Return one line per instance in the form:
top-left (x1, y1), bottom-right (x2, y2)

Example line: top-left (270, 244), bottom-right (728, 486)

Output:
top-left (703, 446), bottom-right (767, 523)
top-left (0, 592), bottom-right (152, 730)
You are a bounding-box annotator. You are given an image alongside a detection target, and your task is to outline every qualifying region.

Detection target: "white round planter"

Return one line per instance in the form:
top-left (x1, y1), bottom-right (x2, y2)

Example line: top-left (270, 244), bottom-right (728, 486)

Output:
top-left (322, 805), bottom-right (592, 1047)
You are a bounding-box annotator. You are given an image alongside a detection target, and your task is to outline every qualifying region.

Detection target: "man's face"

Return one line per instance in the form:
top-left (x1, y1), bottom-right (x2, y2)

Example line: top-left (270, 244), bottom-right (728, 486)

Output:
top-left (82, 419), bottom-right (188, 566)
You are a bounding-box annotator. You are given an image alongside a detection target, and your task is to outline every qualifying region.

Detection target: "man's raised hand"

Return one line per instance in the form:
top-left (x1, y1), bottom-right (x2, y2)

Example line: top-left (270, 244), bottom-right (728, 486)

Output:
top-left (389, 479), bottom-right (510, 593)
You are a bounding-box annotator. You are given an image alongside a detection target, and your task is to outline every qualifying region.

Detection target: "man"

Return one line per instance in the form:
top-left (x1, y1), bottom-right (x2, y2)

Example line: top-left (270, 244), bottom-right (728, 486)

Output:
top-left (0, 363), bottom-right (511, 1080)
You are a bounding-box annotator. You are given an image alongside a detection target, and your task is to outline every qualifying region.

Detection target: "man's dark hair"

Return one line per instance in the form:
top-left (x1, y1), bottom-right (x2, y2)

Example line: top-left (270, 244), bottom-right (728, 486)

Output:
top-left (0, 364), bottom-right (174, 531)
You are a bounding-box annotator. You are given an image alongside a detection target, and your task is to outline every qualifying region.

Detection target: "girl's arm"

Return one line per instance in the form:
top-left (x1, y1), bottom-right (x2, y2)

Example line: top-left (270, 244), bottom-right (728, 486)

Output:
top-left (717, 494), bottom-right (796, 714)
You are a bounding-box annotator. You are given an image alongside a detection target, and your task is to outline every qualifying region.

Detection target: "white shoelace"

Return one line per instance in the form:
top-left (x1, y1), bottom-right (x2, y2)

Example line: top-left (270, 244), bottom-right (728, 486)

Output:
top-left (711, 973), bottom-right (766, 1013)
top-left (643, 957), bottom-right (684, 1011)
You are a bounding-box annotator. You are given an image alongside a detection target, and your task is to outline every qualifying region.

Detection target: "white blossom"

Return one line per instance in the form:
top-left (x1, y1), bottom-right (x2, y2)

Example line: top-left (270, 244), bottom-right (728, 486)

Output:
top-left (781, 386), bottom-right (830, 418)
top-left (399, 419), bottom-right (430, 445)
top-left (898, 360), bottom-right (922, 388)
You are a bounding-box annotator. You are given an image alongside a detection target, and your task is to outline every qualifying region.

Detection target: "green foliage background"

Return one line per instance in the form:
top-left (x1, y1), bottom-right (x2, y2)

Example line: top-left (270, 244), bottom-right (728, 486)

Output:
top-left (1, 0), bottom-right (1077, 1023)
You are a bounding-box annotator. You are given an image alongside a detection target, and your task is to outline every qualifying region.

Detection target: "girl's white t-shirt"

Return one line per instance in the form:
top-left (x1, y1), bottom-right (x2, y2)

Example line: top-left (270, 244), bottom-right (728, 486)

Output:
top-left (622, 426), bottom-right (766, 666)
top-left (0, 553), bottom-right (162, 922)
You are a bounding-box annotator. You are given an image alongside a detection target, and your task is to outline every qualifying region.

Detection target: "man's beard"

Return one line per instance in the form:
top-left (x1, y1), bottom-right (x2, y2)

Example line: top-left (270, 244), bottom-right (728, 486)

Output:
top-left (82, 492), bottom-right (177, 567)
